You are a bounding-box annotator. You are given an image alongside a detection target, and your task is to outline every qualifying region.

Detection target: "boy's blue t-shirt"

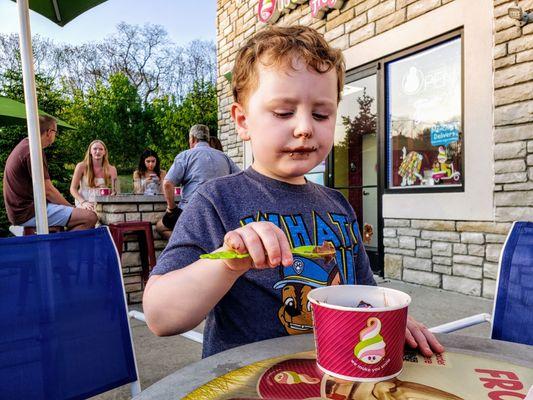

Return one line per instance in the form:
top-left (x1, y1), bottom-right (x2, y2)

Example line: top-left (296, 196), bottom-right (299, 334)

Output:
top-left (152, 167), bottom-right (376, 358)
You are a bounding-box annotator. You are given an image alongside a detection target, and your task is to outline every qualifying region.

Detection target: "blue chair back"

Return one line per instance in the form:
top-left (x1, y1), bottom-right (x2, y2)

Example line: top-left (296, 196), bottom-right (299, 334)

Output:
top-left (0, 227), bottom-right (139, 399)
top-left (492, 221), bottom-right (533, 346)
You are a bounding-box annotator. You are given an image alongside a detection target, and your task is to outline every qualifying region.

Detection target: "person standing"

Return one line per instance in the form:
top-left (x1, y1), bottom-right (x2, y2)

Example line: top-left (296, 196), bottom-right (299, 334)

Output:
top-left (156, 124), bottom-right (240, 239)
top-left (70, 140), bottom-right (118, 210)
top-left (3, 115), bottom-right (97, 230)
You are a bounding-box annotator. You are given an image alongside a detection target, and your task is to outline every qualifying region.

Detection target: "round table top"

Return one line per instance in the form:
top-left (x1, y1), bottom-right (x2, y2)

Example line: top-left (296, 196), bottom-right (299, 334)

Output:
top-left (134, 334), bottom-right (533, 400)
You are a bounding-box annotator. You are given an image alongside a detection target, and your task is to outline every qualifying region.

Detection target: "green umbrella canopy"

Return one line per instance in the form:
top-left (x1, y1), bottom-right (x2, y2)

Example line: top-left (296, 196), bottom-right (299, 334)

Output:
top-left (11, 0), bottom-right (107, 26)
top-left (0, 96), bottom-right (75, 129)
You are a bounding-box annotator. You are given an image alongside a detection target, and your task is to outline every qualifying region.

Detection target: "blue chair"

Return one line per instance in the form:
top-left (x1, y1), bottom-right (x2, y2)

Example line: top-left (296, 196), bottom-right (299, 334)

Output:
top-left (430, 221), bottom-right (533, 346)
top-left (0, 227), bottom-right (141, 399)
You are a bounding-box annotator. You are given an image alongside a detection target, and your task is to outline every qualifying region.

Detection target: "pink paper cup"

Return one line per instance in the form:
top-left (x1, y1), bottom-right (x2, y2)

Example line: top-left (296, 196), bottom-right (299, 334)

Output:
top-left (174, 187), bottom-right (181, 196)
top-left (99, 188), bottom-right (111, 196)
top-left (308, 285), bottom-right (411, 382)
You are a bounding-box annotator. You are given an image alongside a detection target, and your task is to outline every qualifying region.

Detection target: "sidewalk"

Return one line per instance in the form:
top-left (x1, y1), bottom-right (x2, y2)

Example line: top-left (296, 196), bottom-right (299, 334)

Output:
top-left (96, 279), bottom-right (493, 399)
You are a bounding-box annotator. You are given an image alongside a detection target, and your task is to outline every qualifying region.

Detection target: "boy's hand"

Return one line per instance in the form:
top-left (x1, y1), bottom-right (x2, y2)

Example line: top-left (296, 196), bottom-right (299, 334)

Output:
top-left (405, 315), bottom-right (445, 357)
top-left (221, 222), bottom-right (293, 273)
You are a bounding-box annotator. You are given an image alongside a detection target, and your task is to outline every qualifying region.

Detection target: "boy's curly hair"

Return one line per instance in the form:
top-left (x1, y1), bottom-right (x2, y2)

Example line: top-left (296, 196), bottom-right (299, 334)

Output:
top-left (231, 25), bottom-right (345, 106)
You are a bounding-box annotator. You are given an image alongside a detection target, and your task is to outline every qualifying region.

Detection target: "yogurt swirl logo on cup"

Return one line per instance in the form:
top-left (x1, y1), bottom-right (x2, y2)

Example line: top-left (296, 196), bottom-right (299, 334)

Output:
top-left (273, 371), bottom-right (320, 385)
top-left (354, 317), bottom-right (386, 365)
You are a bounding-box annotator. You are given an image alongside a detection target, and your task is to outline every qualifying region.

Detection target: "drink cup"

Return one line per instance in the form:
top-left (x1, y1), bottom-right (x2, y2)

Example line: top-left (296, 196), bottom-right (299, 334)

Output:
top-left (174, 187), bottom-right (181, 196)
top-left (99, 187), bottom-right (111, 196)
top-left (308, 285), bottom-right (411, 382)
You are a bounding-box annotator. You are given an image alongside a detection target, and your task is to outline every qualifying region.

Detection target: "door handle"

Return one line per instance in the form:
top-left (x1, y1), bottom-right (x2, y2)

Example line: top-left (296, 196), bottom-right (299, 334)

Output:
top-left (363, 190), bottom-right (370, 196)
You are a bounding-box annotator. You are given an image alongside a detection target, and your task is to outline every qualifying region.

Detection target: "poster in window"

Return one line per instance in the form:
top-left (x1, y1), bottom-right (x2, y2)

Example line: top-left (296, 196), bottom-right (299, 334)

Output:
top-left (386, 37), bottom-right (463, 190)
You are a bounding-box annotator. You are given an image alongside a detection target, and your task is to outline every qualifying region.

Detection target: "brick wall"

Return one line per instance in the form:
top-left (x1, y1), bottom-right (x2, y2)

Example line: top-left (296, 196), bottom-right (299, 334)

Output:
top-left (216, 0), bottom-right (533, 298)
top-left (217, 0), bottom-right (453, 165)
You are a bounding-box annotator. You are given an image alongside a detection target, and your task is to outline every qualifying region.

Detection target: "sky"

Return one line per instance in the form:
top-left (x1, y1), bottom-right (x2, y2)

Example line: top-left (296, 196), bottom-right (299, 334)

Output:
top-left (0, 0), bottom-right (216, 46)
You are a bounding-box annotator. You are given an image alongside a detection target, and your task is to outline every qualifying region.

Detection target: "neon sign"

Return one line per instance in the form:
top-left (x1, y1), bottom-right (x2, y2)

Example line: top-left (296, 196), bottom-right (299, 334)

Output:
top-left (258, 0), bottom-right (345, 24)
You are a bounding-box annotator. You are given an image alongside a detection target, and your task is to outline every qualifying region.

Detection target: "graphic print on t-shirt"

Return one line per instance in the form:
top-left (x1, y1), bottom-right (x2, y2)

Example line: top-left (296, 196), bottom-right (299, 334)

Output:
top-left (241, 211), bottom-right (361, 335)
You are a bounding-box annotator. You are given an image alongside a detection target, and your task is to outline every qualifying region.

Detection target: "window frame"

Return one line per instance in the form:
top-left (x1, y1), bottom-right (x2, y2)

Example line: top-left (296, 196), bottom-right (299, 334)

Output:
top-left (326, 63), bottom-right (384, 275)
top-left (379, 28), bottom-right (465, 195)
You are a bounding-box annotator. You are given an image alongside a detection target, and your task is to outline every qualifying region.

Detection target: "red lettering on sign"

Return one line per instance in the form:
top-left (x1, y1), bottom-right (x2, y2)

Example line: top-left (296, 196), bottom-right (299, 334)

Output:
top-left (475, 369), bottom-right (526, 400)
top-left (488, 391), bottom-right (525, 400)
top-left (257, 0), bottom-right (344, 23)
top-left (475, 370), bottom-right (520, 380)
top-left (480, 378), bottom-right (524, 391)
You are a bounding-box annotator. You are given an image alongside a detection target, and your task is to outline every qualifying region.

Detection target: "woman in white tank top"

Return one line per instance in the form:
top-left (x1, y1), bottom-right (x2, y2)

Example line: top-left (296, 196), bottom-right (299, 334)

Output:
top-left (70, 140), bottom-right (118, 210)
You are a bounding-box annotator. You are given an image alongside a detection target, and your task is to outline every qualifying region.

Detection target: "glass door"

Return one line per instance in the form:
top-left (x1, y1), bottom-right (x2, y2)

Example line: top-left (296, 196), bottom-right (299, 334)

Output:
top-left (329, 69), bottom-right (381, 274)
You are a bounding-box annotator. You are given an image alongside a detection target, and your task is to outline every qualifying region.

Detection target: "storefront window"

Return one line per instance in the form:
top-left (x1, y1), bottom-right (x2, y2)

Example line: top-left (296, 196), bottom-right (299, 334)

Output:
top-left (385, 36), bottom-right (463, 190)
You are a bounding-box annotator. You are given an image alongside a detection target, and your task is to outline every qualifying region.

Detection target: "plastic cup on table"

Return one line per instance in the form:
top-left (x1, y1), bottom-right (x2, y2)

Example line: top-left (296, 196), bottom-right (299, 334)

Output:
top-left (307, 285), bottom-right (411, 382)
top-left (99, 187), bottom-right (111, 196)
top-left (174, 187), bottom-right (181, 196)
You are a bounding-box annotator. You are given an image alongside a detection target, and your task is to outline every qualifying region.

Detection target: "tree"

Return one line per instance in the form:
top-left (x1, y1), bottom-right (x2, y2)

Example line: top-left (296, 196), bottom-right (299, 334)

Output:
top-left (62, 72), bottom-right (151, 172)
top-left (45, 24), bottom-right (214, 103)
top-left (0, 34), bottom-right (66, 85)
top-left (150, 80), bottom-right (218, 169)
top-left (0, 24), bottom-right (217, 103)
top-left (341, 89), bottom-right (377, 142)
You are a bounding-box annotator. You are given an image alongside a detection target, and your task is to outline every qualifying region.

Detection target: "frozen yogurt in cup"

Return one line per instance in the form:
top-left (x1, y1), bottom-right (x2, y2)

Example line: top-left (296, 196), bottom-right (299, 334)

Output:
top-left (308, 285), bottom-right (411, 382)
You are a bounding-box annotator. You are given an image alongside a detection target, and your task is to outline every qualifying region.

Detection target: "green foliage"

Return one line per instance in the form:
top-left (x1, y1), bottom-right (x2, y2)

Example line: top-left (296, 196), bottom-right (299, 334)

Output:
top-left (61, 73), bottom-right (152, 173)
top-left (0, 72), bottom-right (218, 235)
top-left (150, 80), bottom-right (218, 169)
top-left (0, 70), bottom-right (72, 235)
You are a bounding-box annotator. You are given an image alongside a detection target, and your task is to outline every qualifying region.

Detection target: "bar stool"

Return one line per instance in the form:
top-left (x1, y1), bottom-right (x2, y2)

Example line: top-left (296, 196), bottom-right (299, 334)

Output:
top-left (108, 221), bottom-right (156, 284)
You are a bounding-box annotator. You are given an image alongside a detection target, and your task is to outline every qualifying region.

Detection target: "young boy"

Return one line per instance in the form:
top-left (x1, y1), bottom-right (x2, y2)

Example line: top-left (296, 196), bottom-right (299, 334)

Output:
top-left (144, 26), bottom-right (443, 359)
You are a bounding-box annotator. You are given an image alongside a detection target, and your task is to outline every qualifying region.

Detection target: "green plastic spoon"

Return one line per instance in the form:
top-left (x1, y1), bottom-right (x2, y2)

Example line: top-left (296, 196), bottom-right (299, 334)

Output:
top-left (200, 244), bottom-right (335, 260)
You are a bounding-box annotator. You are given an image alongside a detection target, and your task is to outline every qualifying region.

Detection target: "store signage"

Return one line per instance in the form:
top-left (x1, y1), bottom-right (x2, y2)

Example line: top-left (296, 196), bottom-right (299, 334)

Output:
top-left (430, 123), bottom-right (459, 146)
top-left (258, 0), bottom-right (345, 24)
top-left (310, 0), bottom-right (345, 18)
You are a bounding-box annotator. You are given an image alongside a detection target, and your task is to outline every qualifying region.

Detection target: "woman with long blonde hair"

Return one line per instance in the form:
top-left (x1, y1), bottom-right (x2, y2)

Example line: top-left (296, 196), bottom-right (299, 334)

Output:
top-left (70, 140), bottom-right (118, 210)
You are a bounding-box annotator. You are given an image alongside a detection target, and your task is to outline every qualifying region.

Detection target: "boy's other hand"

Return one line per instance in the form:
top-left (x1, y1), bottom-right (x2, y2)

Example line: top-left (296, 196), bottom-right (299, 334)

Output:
top-left (222, 222), bottom-right (293, 273)
top-left (405, 315), bottom-right (445, 357)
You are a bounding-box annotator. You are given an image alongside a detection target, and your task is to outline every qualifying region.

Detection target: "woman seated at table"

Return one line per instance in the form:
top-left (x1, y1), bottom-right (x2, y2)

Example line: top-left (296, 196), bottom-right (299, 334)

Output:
top-left (70, 140), bottom-right (118, 210)
top-left (133, 149), bottom-right (166, 194)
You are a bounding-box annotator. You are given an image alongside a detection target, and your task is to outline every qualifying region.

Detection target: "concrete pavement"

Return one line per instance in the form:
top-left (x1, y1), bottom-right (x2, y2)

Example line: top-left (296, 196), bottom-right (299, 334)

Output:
top-left (95, 278), bottom-right (493, 399)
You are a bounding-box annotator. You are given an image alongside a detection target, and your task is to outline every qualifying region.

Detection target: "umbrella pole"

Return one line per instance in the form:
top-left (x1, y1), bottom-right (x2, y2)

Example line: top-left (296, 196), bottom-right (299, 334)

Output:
top-left (16, 0), bottom-right (49, 235)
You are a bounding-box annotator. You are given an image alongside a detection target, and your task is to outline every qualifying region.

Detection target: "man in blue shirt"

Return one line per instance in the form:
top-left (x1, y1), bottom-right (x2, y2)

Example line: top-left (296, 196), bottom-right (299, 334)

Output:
top-left (156, 124), bottom-right (240, 239)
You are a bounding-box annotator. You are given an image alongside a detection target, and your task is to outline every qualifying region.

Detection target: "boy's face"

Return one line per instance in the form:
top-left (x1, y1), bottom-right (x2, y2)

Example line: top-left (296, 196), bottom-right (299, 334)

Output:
top-left (232, 57), bottom-right (338, 184)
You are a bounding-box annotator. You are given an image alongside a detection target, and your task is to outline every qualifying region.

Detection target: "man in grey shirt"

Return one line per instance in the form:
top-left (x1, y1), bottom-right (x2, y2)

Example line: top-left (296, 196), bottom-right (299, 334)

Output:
top-left (156, 124), bottom-right (240, 239)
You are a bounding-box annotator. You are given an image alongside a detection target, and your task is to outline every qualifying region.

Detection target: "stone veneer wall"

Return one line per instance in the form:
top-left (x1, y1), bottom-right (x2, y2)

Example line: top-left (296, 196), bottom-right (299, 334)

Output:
top-left (216, 0), bottom-right (533, 299)
top-left (97, 200), bottom-right (168, 303)
top-left (217, 0), bottom-right (455, 166)
top-left (385, 0), bottom-right (533, 300)
top-left (383, 220), bottom-right (511, 299)
top-left (492, 0), bottom-right (533, 222)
